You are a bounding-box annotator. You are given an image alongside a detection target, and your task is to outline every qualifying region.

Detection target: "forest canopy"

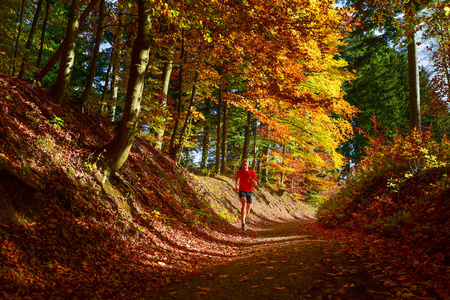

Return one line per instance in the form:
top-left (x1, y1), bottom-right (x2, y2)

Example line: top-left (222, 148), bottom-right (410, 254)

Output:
top-left (1, 0), bottom-right (449, 200)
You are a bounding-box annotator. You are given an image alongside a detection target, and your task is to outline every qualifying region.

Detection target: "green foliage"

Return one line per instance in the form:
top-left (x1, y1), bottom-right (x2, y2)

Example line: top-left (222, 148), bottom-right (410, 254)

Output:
top-left (340, 34), bottom-right (410, 165)
top-left (49, 114), bottom-right (65, 130)
top-left (305, 193), bottom-right (328, 207)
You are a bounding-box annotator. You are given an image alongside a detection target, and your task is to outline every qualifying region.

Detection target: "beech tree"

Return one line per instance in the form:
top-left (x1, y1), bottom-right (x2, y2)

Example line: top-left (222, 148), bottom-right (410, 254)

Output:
top-left (0, 0), bottom-right (360, 196)
top-left (35, 0), bottom-right (100, 82)
top-left (80, 0), bottom-right (105, 110)
top-left (18, 0), bottom-right (44, 79)
top-left (35, 0), bottom-right (51, 78)
top-left (51, 0), bottom-right (83, 104)
top-left (97, 0), bottom-right (152, 181)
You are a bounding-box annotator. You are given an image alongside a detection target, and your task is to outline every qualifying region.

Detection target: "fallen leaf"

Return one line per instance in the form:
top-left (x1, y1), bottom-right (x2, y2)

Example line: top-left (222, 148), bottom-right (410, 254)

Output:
top-left (275, 287), bottom-right (287, 290)
top-left (335, 288), bottom-right (346, 295)
top-left (264, 277), bottom-right (274, 280)
top-left (383, 281), bottom-right (397, 287)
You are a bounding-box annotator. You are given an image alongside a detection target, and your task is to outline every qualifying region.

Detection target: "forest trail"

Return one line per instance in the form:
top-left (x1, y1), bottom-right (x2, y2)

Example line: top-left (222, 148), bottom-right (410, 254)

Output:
top-left (152, 221), bottom-right (393, 300)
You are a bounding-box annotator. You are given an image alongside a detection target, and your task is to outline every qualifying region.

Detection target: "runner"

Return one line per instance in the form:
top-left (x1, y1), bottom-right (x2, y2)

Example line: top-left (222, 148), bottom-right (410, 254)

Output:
top-left (235, 159), bottom-right (257, 230)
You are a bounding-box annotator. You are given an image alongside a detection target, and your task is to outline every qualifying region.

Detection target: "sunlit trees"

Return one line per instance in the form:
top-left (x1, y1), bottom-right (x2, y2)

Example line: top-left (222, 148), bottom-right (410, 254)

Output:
top-left (341, 0), bottom-right (434, 130)
top-left (340, 33), bottom-right (410, 164)
top-left (96, 0), bottom-right (152, 181)
top-left (1, 0), bottom-right (359, 198)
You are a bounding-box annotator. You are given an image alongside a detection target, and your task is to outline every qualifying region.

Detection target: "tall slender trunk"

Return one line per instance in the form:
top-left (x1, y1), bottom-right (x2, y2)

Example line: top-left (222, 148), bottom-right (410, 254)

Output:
top-left (251, 117), bottom-right (257, 170)
top-left (215, 86), bottom-right (222, 174)
top-left (19, 0), bottom-right (44, 79)
top-left (175, 70), bottom-right (199, 163)
top-left (280, 144), bottom-right (285, 186)
top-left (106, 6), bottom-right (124, 122)
top-left (51, 0), bottom-right (83, 104)
top-left (97, 0), bottom-right (152, 181)
top-left (261, 124), bottom-right (270, 183)
top-left (169, 34), bottom-right (184, 156)
top-left (36, 0), bottom-right (100, 81)
top-left (80, 0), bottom-right (105, 110)
top-left (12, 0), bottom-right (26, 76)
top-left (35, 0), bottom-right (51, 78)
top-left (221, 97), bottom-right (228, 174)
top-left (408, 33), bottom-right (421, 130)
top-left (242, 111), bottom-right (252, 160)
top-left (155, 46), bottom-right (174, 150)
top-left (201, 98), bottom-right (212, 171)
top-left (101, 62), bottom-right (112, 115)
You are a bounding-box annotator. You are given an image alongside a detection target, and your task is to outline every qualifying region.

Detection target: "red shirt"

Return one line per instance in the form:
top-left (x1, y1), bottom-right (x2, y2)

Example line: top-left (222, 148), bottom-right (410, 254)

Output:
top-left (236, 169), bottom-right (257, 192)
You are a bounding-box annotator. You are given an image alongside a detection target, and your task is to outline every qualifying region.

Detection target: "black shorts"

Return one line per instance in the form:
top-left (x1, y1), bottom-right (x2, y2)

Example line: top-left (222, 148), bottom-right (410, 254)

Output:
top-left (239, 191), bottom-right (253, 204)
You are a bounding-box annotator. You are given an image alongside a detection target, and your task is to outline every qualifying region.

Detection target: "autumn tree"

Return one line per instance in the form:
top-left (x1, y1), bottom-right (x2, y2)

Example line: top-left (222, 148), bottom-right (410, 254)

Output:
top-left (79, 0), bottom-right (105, 110)
top-left (96, 0), bottom-right (152, 181)
top-left (51, 0), bottom-right (83, 104)
top-left (1, 0), bottom-right (359, 197)
top-left (18, 0), bottom-right (44, 79)
top-left (420, 3), bottom-right (450, 140)
top-left (35, 0), bottom-right (100, 84)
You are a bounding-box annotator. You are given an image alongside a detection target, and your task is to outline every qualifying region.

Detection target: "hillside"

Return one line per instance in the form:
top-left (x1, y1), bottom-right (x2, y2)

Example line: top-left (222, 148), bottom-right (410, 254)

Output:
top-left (0, 73), bottom-right (315, 298)
top-left (2, 73), bottom-right (449, 300)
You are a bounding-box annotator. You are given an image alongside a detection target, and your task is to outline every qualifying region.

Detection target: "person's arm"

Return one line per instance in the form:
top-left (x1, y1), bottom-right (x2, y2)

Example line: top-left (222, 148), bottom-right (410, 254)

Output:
top-left (251, 172), bottom-right (257, 187)
top-left (235, 174), bottom-right (240, 191)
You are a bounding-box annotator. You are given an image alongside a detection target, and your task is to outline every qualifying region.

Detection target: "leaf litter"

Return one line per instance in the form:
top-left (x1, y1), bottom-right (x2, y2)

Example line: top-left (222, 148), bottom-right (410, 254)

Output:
top-left (0, 73), bottom-right (448, 299)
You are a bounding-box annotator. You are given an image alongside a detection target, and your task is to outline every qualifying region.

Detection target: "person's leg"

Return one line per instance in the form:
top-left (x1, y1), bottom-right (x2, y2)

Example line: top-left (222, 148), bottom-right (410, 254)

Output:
top-left (245, 203), bottom-right (252, 219)
top-left (240, 196), bottom-right (247, 226)
top-left (241, 193), bottom-right (253, 230)
top-left (245, 192), bottom-right (253, 222)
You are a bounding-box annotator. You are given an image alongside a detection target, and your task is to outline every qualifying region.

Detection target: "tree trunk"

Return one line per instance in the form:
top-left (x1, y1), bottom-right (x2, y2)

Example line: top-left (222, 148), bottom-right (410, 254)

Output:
top-left (261, 124), bottom-right (270, 183)
top-left (80, 0), bottom-right (105, 110)
top-left (215, 86), bottom-right (222, 174)
top-left (11, 0), bottom-right (26, 76)
top-left (242, 111), bottom-right (252, 160)
top-left (251, 117), bottom-right (257, 170)
top-left (175, 70), bottom-right (199, 163)
top-left (106, 5), bottom-right (124, 122)
top-left (169, 34), bottom-right (184, 157)
top-left (35, 0), bottom-right (51, 78)
top-left (97, 0), bottom-right (152, 181)
top-left (201, 98), bottom-right (212, 171)
top-left (18, 0), bottom-right (44, 79)
top-left (408, 33), bottom-right (421, 130)
top-left (101, 61), bottom-right (112, 116)
top-left (280, 144), bottom-right (285, 186)
top-left (36, 0), bottom-right (100, 81)
top-left (51, 0), bottom-right (83, 104)
top-left (261, 146), bottom-right (269, 183)
top-left (155, 47), bottom-right (174, 150)
top-left (221, 97), bottom-right (228, 174)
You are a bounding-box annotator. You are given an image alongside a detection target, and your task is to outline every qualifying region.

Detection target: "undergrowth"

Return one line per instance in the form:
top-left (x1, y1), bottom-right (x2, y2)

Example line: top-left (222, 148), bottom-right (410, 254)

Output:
top-left (317, 117), bottom-right (450, 299)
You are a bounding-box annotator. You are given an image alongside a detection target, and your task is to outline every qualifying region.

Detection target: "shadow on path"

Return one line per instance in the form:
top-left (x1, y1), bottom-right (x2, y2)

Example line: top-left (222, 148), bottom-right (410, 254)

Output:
top-left (151, 220), bottom-right (395, 300)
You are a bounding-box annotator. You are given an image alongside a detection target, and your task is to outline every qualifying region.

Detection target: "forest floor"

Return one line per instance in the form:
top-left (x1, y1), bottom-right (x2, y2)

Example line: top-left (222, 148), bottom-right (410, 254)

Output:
top-left (151, 220), bottom-right (398, 300)
top-left (0, 73), bottom-right (448, 299)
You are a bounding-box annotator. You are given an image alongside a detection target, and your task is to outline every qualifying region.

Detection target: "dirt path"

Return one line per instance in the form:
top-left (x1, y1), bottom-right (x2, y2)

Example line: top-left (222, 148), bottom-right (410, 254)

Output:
top-left (151, 221), bottom-right (394, 299)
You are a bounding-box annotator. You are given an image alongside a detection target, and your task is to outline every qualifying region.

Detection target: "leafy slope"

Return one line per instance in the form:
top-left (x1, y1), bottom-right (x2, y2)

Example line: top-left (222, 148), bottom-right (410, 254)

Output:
top-left (318, 168), bottom-right (450, 299)
top-left (0, 73), bottom-right (314, 298)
